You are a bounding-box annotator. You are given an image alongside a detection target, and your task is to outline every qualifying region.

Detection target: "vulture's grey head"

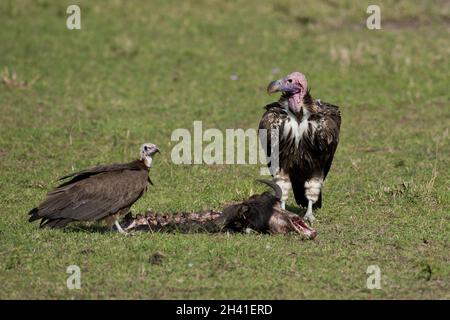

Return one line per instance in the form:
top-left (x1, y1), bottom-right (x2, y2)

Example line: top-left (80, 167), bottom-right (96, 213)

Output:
top-left (267, 72), bottom-right (308, 113)
top-left (140, 143), bottom-right (160, 168)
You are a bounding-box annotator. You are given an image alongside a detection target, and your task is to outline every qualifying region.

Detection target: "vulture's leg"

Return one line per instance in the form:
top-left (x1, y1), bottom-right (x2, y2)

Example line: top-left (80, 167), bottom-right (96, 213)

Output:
top-left (274, 170), bottom-right (291, 210)
top-left (304, 200), bottom-right (315, 223)
top-left (304, 177), bottom-right (323, 223)
top-left (105, 213), bottom-right (130, 235)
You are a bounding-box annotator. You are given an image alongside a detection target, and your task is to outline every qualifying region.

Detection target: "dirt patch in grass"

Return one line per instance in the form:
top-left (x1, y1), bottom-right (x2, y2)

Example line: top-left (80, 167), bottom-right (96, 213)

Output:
top-left (1, 68), bottom-right (29, 89)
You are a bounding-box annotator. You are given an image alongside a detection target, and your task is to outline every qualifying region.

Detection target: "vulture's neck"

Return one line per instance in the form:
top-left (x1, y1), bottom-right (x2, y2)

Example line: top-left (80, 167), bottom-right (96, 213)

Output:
top-left (134, 159), bottom-right (151, 170)
top-left (280, 90), bottom-right (314, 121)
top-left (279, 91), bottom-right (317, 146)
top-left (143, 157), bottom-right (153, 169)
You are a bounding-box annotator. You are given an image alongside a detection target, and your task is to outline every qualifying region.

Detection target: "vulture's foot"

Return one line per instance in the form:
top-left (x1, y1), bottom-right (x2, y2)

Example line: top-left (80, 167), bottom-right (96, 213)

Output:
top-left (304, 212), bottom-right (316, 224)
top-left (244, 227), bottom-right (257, 234)
top-left (304, 200), bottom-right (316, 224)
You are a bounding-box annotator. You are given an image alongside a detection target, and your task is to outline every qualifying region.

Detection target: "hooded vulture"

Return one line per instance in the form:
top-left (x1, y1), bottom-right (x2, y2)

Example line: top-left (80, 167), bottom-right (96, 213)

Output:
top-left (259, 72), bottom-right (341, 223)
top-left (28, 143), bottom-right (159, 234)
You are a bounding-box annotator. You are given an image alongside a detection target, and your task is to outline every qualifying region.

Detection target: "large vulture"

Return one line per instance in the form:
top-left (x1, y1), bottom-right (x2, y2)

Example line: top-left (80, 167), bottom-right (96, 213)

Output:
top-left (259, 72), bottom-right (341, 223)
top-left (28, 143), bottom-right (159, 234)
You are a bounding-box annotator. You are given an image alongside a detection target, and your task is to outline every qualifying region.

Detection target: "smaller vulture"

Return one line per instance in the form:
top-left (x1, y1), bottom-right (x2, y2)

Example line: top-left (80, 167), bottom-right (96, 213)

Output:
top-left (28, 143), bottom-right (159, 234)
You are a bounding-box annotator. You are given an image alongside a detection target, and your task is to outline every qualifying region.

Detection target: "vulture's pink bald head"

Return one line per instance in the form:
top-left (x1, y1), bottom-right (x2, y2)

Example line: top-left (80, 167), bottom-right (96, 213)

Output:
top-left (267, 71), bottom-right (308, 113)
top-left (267, 71), bottom-right (308, 96)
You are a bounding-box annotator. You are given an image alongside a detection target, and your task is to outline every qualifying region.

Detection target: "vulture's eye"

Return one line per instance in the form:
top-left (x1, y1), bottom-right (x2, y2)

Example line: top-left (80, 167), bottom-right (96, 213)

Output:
top-left (144, 146), bottom-right (148, 151)
top-left (287, 79), bottom-right (293, 83)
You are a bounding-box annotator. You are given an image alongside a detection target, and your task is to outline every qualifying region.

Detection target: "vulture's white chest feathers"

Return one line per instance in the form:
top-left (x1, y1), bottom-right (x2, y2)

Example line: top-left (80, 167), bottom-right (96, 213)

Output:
top-left (283, 107), bottom-right (316, 144)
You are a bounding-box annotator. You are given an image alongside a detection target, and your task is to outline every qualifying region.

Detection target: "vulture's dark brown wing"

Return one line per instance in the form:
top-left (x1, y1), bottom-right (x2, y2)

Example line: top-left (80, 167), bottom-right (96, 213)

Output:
top-left (57, 161), bottom-right (144, 188)
top-left (317, 101), bottom-right (341, 180)
top-left (258, 102), bottom-right (287, 169)
top-left (29, 163), bottom-right (149, 228)
top-left (290, 100), bottom-right (341, 209)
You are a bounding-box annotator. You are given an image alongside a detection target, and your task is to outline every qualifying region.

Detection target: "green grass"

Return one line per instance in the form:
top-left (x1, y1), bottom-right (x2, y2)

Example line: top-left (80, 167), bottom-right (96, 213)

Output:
top-left (0, 0), bottom-right (449, 299)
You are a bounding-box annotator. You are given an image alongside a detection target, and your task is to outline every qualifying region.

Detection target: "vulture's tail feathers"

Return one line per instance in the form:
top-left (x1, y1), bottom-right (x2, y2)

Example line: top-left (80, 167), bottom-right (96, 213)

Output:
top-left (40, 218), bottom-right (73, 229)
top-left (256, 179), bottom-right (282, 201)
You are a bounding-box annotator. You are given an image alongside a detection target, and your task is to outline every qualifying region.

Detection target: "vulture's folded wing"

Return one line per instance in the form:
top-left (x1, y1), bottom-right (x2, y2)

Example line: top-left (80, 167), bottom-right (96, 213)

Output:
top-left (315, 101), bottom-right (341, 179)
top-left (37, 169), bottom-right (149, 223)
top-left (258, 103), bottom-right (286, 163)
top-left (57, 161), bottom-right (143, 187)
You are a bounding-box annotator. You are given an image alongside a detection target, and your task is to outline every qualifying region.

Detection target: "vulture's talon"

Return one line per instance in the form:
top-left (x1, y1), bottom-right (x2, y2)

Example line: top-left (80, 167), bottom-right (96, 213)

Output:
top-left (244, 227), bottom-right (256, 234)
top-left (304, 214), bottom-right (316, 224)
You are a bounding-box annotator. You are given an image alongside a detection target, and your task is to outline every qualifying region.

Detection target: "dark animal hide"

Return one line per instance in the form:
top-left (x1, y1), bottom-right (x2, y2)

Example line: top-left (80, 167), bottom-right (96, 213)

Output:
top-left (120, 180), bottom-right (317, 240)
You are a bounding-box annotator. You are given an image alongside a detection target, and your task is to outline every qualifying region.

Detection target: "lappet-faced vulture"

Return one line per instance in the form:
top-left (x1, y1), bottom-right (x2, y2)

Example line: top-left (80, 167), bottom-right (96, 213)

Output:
top-left (259, 72), bottom-right (341, 223)
top-left (28, 143), bottom-right (159, 234)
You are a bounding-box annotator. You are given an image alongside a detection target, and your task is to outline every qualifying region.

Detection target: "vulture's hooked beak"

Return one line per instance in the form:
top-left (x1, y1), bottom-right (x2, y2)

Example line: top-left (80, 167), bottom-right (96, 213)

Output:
top-left (148, 146), bottom-right (160, 156)
top-left (267, 79), bottom-right (283, 95)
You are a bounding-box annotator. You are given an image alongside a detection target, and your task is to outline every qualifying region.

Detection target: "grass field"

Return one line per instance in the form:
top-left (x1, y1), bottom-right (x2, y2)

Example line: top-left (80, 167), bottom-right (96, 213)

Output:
top-left (0, 0), bottom-right (449, 299)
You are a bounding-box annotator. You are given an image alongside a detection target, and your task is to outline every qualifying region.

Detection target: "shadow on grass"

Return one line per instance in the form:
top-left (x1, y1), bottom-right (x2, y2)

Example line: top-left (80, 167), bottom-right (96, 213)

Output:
top-left (286, 204), bottom-right (304, 215)
top-left (64, 224), bottom-right (111, 234)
